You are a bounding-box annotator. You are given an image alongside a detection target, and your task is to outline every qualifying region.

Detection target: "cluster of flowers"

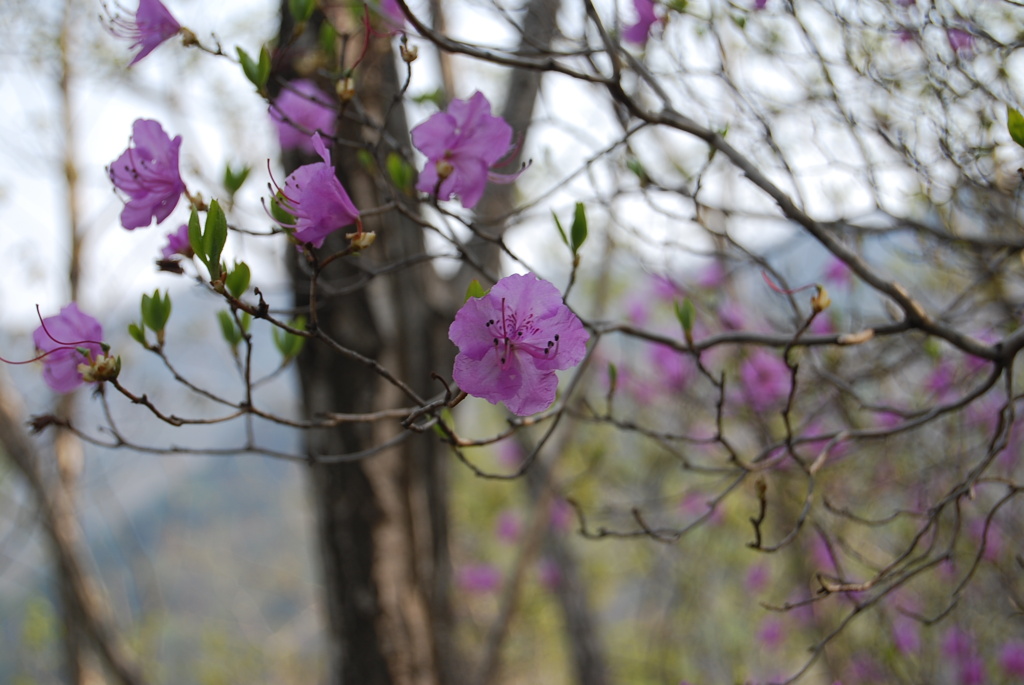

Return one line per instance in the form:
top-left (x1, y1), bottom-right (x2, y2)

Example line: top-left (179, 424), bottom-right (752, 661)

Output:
top-left (22, 0), bottom-right (589, 418)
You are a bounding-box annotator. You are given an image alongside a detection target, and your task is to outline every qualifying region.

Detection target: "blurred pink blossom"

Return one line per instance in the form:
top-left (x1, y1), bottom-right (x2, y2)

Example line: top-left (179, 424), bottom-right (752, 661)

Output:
top-left (739, 348), bottom-right (790, 411)
top-left (999, 641), bottom-right (1024, 678)
top-left (457, 564), bottom-right (501, 593)
top-left (496, 510), bottom-right (522, 542)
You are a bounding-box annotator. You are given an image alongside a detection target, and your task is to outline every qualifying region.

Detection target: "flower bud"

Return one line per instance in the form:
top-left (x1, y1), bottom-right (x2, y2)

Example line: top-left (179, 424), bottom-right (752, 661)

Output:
top-left (811, 285), bottom-right (831, 314)
top-left (400, 43), bottom-right (418, 62)
top-left (346, 230), bottom-right (377, 250)
top-left (337, 77), bottom-right (356, 102)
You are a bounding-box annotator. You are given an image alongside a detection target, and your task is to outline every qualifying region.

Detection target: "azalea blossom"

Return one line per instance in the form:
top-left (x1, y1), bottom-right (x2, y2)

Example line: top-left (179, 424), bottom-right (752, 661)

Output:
top-left (947, 28), bottom-right (975, 55)
top-left (271, 133), bottom-right (360, 248)
top-left (411, 91), bottom-right (518, 209)
top-left (739, 348), bottom-right (790, 411)
top-left (449, 273), bottom-right (589, 416)
top-left (33, 304), bottom-right (107, 393)
top-left (108, 119), bottom-right (185, 230)
top-left (622, 0), bottom-right (657, 45)
top-left (161, 224), bottom-right (192, 259)
top-left (106, 0), bottom-right (182, 65)
top-left (376, 0), bottom-right (406, 29)
top-left (269, 80), bottom-right (337, 154)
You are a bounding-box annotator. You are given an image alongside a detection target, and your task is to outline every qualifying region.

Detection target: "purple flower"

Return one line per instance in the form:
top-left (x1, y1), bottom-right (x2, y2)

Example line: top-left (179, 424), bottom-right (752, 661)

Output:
top-left (33, 304), bottom-right (105, 393)
top-left (411, 91), bottom-right (518, 209)
top-left (999, 641), bottom-right (1024, 678)
top-left (623, 0), bottom-right (657, 45)
top-left (108, 119), bottom-right (185, 230)
top-left (892, 617), bottom-right (921, 654)
top-left (947, 28), bottom-right (975, 55)
top-left (376, 0), bottom-right (406, 29)
top-left (271, 133), bottom-right (360, 248)
top-left (457, 564), bottom-right (501, 593)
top-left (161, 224), bottom-right (192, 259)
top-left (449, 273), bottom-right (589, 416)
top-left (270, 80), bottom-right (337, 154)
top-left (496, 510), bottom-right (522, 542)
top-left (107, 0), bottom-right (181, 65)
top-left (739, 348), bottom-right (790, 411)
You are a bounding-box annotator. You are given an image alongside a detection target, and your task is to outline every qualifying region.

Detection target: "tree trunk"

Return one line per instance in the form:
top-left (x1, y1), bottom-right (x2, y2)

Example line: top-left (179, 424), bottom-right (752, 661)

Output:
top-left (279, 4), bottom-right (453, 684)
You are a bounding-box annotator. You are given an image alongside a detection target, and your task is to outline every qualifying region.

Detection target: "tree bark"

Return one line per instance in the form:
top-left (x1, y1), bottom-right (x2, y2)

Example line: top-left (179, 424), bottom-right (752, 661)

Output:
top-left (279, 4), bottom-right (453, 684)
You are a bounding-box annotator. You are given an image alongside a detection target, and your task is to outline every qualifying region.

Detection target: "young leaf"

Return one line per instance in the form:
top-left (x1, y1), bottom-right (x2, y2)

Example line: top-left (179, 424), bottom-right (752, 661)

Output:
top-left (1008, 107), bottom-right (1024, 149)
top-left (674, 299), bottom-right (695, 335)
top-left (237, 47), bottom-right (260, 88)
top-left (225, 262), bottom-right (251, 299)
top-left (386, 152), bottom-right (414, 193)
top-left (256, 46), bottom-right (271, 90)
top-left (128, 322), bottom-right (147, 346)
top-left (465, 279), bottom-right (487, 301)
top-left (570, 202), bottom-right (588, 254)
top-left (552, 211), bottom-right (569, 247)
top-left (272, 316), bottom-right (307, 360)
top-left (217, 311), bottom-right (242, 348)
top-left (188, 208), bottom-right (204, 262)
top-left (289, 0), bottom-right (316, 23)
top-left (204, 200), bottom-right (228, 280)
top-left (223, 164), bottom-right (251, 196)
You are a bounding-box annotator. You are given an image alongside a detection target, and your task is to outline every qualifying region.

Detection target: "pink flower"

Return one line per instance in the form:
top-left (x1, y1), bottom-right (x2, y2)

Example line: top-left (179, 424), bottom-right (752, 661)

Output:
top-left (161, 224), bottom-right (192, 259)
top-left (622, 0), bottom-right (657, 45)
top-left (33, 304), bottom-right (105, 393)
top-left (449, 273), bottom-right (589, 416)
top-left (999, 641), bottom-right (1024, 678)
top-left (106, 0), bottom-right (181, 65)
top-left (496, 510), bottom-right (522, 542)
top-left (892, 617), bottom-right (921, 654)
top-left (457, 564), bottom-right (501, 593)
top-left (271, 133), bottom-right (360, 248)
top-left (270, 80), bottom-right (337, 154)
top-left (824, 256), bottom-right (852, 288)
top-left (947, 28), bottom-right (975, 55)
top-left (411, 91), bottom-right (519, 209)
top-left (739, 348), bottom-right (790, 411)
top-left (108, 119), bottom-right (185, 230)
top-left (376, 0), bottom-right (406, 29)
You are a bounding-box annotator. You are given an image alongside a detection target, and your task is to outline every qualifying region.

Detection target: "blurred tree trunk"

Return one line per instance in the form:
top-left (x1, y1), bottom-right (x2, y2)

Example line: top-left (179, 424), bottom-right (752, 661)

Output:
top-left (278, 4), bottom-right (454, 684)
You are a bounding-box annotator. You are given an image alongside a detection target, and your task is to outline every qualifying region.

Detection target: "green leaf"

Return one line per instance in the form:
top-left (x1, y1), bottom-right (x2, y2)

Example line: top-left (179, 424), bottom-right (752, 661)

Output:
top-left (289, 0), bottom-right (316, 23)
top-left (141, 290), bottom-right (172, 332)
top-left (464, 279), bottom-right (488, 301)
top-left (674, 298), bottom-right (695, 336)
top-left (552, 211), bottom-right (569, 248)
top-left (128, 322), bottom-right (147, 346)
top-left (1008, 107), bottom-right (1024, 148)
top-left (570, 202), bottom-right (588, 254)
top-left (188, 208), bottom-right (203, 261)
top-left (217, 311), bottom-right (242, 348)
top-left (356, 149), bottom-right (376, 172)
top-left (225, 262), bottom-right (251, 299)
top-left (239, 312), bottom-right (252, 334)
top-left (386, 152), bottom-right (414, 193)
top-left (257, 46), bottom-right (271, 90)
top-left (607, 362), bottom-right (618, 394)
top-left (204, 200), bottom-right (228, 280)
top-left (270, 195), bottom-right (295, 227)
top-left (626, 158), bottom-right (649, 185)
top-left (272, 316), bottom-right (307, 360)
top-left (318, 21), bottom-right (337, 56)
top-left (237, 47), bottom-right (260, 88)
top-left (223, 164), bottom-right (250, 196)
